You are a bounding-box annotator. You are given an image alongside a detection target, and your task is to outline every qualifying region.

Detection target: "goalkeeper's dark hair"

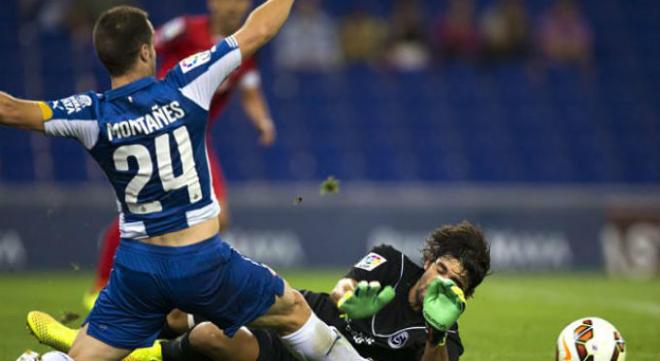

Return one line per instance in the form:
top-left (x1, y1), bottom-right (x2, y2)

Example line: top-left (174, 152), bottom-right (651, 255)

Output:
top-left (93, 6), bottom-right (152, 77)
top-left (422, 221), bottom-right (491, 298)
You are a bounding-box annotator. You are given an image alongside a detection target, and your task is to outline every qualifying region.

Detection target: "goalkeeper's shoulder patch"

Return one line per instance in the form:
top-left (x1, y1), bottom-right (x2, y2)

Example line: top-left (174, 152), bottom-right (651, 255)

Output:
top-left (355, 252), bottom-right (387, 271)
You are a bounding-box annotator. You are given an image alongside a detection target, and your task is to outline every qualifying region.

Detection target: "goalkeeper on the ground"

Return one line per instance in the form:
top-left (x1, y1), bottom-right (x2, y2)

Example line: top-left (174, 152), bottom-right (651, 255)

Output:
top-left (26, 221), bottom-right (491, 361)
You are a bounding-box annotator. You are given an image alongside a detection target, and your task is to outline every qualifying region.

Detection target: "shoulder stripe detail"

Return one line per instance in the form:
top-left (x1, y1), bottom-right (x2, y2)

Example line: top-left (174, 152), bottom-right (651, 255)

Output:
top-left (226, 35), bottom-right (238, 48)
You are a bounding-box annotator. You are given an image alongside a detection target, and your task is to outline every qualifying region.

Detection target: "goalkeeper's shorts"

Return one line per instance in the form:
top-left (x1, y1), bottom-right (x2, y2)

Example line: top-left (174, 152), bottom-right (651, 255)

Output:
top-left (85, 234), bottom-right (284, 349)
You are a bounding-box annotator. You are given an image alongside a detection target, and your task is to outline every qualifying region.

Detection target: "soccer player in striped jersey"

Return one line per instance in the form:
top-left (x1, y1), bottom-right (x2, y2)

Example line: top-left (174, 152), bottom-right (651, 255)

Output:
top-left (87, 0), bottom-right (276, 309)
top-left (1, 2), bottom-right (370, 361)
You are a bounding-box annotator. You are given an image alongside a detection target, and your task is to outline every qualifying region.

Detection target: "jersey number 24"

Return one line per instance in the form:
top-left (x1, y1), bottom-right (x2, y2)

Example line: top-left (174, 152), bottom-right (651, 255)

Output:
top-left (113, 126), bottom-right (202, 214)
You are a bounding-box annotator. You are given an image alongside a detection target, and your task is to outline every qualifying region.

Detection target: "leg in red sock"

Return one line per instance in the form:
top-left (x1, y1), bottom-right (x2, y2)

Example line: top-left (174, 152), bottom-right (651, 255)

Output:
top-left (83, 218), bottom-right (120, 310)
top-left (94, 217), bottom-right (121, 290)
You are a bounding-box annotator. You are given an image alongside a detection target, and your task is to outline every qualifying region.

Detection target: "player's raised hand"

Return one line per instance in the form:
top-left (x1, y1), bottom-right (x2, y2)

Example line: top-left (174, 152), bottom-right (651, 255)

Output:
top-left (257, 120), bottom-right (276, 146)
top-left (337, 281), bottom-right (395, 319)
top-left (422, 277), bottom-right (466, 346)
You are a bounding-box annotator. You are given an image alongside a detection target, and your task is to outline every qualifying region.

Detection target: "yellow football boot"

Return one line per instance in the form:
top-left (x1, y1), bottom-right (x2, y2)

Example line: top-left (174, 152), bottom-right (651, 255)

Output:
top-left (26, 311), bottom-right (78, 352)
top-left (123, 341), bottom-right (162, 361)
top-left (27, 310), bottom-right (162, 361)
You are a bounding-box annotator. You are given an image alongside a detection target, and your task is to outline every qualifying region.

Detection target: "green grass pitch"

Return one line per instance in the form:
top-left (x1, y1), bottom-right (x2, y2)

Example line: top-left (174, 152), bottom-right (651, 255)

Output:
top-left (1, 271), bottom-right (658, 360)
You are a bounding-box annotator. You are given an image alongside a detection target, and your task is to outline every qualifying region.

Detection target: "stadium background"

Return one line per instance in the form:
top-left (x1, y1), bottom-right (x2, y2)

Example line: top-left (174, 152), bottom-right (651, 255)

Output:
top-left (0, 0), bottom-right (659, 360)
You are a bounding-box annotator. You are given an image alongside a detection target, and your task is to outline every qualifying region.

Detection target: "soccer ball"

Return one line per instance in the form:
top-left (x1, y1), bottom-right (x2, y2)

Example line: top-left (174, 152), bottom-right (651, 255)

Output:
top-left (15, 351), bottom-right (40, 361)
top-left (40, 352), bottom-right (74, 361)
top-left (16, 351), bottom-right (73, 361)
top-left (41, 351), bottom-right (73, 361)
top-left (556, 317), bottom-right (626, 361)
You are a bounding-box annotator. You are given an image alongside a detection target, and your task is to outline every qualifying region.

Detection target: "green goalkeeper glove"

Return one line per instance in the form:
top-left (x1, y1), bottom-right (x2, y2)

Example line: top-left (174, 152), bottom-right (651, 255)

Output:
top-left (337, 281), bottom-right (396, 319)
top-left (422, 277), bottom-right (466, 346)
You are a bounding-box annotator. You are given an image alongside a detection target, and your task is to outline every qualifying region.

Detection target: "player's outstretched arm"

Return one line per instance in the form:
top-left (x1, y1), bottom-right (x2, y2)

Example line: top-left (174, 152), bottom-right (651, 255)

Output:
top-left (233, 0), bottom-right (295, 59)
top-left (0, 92), bottom-right (47, 132)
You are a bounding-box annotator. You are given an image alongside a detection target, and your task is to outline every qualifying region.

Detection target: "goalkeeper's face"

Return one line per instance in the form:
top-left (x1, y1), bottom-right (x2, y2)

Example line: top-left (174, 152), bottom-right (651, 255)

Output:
top-left (411, 256), bottom-right (467, 309)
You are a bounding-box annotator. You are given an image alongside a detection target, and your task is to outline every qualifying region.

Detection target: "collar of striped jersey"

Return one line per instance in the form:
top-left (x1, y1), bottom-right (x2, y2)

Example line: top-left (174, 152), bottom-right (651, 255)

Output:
top-left (106, 76), bottom-right (157, 100)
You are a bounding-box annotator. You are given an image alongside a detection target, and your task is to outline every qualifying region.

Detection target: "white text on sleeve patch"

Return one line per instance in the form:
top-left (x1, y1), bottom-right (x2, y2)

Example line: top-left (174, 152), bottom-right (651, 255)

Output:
top-left (355, 252), bottom-right (387, 271)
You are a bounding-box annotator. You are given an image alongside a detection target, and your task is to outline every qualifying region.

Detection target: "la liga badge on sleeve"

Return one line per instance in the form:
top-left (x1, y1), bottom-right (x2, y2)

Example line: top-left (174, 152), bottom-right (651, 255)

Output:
top-left (355, 252), bottom-right (387, 271)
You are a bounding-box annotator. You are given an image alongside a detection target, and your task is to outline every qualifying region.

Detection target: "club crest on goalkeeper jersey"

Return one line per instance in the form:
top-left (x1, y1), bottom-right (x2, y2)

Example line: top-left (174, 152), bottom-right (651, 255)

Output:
top-left (40, 37), bottom-right (242, 239)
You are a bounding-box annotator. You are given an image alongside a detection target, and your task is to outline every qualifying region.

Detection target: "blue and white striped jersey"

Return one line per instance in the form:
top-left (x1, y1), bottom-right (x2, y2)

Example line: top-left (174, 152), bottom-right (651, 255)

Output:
top-left (42, 37), bottom-right (242, 239)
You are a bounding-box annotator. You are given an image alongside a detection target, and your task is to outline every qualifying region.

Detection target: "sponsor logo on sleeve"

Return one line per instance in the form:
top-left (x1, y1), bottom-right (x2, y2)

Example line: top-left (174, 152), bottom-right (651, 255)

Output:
top-left (56, 95), bottom-right (93, 115)
top-left (180, 51), bottom-right (212, 73)
top-left (355, 252), bottom-right (387, 271)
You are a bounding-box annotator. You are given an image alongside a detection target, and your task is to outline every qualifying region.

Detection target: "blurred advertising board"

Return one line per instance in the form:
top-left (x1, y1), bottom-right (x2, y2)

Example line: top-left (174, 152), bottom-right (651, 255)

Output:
top-left (0, 204), bottom-right (110, 270)
top-left (602, 210), bottom-right (660, 279)
top-left (0, 186), bottom-right (620, 271)
top-left (224, 205), bottom-right (602, 271)
top-left (0, 185), bottom-right (658, 273)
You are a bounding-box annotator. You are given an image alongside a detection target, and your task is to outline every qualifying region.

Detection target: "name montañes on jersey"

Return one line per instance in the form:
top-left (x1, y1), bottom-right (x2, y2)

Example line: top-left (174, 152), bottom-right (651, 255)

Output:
top-left (42, 37), bottom-right (241, 239)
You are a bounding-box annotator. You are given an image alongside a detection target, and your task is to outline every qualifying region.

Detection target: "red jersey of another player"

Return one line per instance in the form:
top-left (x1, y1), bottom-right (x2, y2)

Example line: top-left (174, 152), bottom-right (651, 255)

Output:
top-left (155, 15), bottom-right (262, 122)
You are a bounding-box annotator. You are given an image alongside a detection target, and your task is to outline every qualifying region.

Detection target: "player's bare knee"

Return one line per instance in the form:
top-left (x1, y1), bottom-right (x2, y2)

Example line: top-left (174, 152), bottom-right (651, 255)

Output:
top-left (67, 348), bottom-right (81, 360)
top-left (189, 322), bottom-right (227, 353)
top-left (166, 309), bottom-right (191, 334)
top-left (68, 339), bottom-right (87, 360)
top-left (68, 347), bottom-right (100, 361)
top-left (276, 288), bottom-right (312, 335)
top-left (251, 283), bottom-right (311, 335)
